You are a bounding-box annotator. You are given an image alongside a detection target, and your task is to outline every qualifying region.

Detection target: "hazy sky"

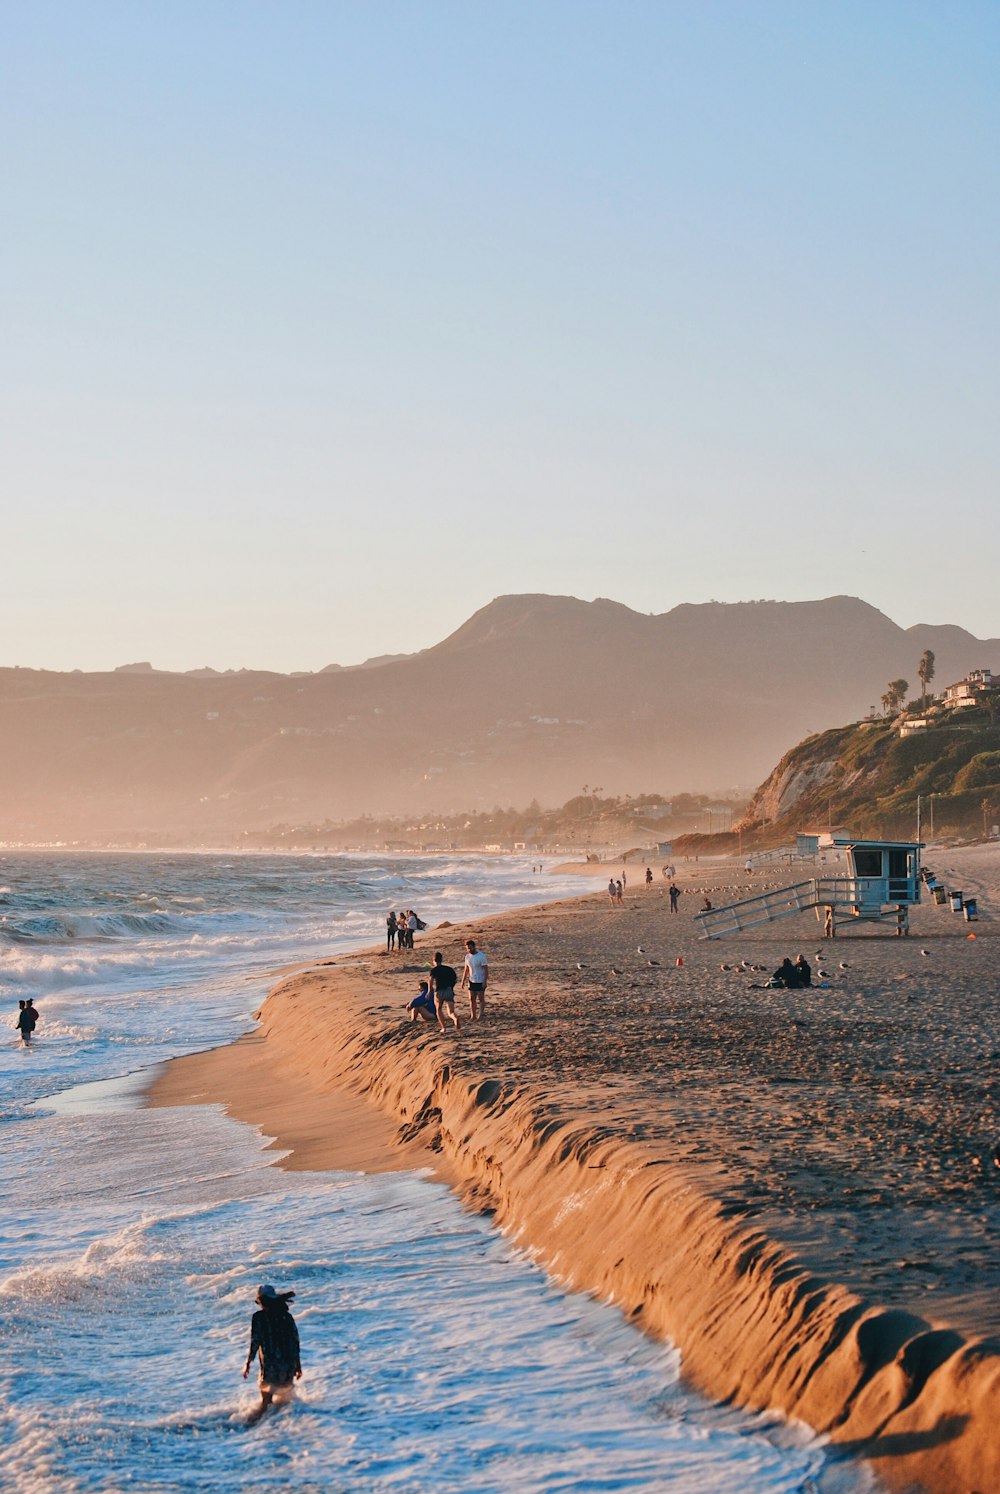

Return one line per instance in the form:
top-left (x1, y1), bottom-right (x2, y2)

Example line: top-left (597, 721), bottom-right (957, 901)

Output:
top-left (4, 1), bottom-right (998, 672)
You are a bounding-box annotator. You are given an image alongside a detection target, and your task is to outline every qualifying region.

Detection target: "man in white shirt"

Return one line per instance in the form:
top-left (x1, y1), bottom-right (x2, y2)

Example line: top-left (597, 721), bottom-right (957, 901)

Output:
top-left (461, 938), bottom-right (489, 1021)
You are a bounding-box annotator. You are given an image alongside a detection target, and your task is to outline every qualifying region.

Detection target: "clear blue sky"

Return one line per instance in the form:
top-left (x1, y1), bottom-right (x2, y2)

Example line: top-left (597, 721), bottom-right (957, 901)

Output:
top-left (3, 1), bottom-right (998, 671)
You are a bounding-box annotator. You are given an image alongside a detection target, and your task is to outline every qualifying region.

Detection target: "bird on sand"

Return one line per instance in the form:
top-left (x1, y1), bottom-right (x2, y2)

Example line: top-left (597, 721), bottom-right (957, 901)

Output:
top-left (817, 969), bottom-right (830, 979)
top-left (576, 962), bottom-right (587, 970)
top-left (610, 966), bottom-right (622, 976)
top-left (637, 946), bottom-right (645, 954)
top-left (839, 961), bottom-right (849, 969)
top-left (920, 949), bottom-right (930, 956)
top-left (647, 959), bottom-right (660, 967)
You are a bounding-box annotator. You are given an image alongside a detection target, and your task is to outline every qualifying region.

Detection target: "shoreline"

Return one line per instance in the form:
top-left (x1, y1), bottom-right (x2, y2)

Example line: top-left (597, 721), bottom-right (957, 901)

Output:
top-left (146, 853), bottom-right (1000, 1493)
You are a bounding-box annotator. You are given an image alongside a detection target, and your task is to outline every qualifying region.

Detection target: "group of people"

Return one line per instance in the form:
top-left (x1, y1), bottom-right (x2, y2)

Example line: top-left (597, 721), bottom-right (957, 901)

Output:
top-left (406, 938), bottom-right (489, 1033)
top-left (771, 956), bottom-right (812, 989)
top-left (386, 909), bottom-right (426, 950)
top-left (15, 999), bottom-right (38, 1043)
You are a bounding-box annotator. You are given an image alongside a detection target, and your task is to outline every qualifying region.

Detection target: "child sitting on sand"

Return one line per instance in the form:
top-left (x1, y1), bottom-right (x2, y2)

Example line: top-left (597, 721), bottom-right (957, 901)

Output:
top-left (405, 979), bottom-right (436, 1024)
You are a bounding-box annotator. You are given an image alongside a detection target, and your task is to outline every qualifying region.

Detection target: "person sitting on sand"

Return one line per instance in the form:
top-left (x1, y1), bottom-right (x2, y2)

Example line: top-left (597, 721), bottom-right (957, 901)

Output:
top-left (243, 1284), bottom-right (301, 1423)
top-left (794, 955), bottom-right (812, 987)
top-left (702, 896), bottom-right (713, 912)
top-left (772, 957), bottom-right (799, 989)
top-left (406, 979), bottom-right (436, 1023)
top-left (428, 951), bottom-right (460, 1034)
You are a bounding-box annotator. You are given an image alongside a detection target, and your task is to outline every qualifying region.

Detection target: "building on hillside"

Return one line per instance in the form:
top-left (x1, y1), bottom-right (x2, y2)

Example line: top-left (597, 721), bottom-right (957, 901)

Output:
top-left (899, 717), bottom-right (930, 737)
top-left (941, 669), bottom-right (994, 707)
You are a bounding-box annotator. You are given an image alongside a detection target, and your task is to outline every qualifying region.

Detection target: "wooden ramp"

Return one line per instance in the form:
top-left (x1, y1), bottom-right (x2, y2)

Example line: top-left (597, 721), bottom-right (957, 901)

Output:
top-left (695, 877), bottom-right (866, 939)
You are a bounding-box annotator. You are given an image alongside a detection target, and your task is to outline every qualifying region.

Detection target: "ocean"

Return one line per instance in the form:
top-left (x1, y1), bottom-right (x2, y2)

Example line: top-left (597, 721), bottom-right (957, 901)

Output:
top-left (0, 852), bottom-right (850, 1492)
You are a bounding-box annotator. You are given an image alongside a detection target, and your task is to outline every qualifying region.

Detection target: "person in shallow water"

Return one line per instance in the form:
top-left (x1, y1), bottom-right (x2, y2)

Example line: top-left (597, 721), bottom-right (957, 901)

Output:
top-left (243, 1284), bottom-right (302, 1422)
top-left (16, 1001), bottom-right (35, 1043)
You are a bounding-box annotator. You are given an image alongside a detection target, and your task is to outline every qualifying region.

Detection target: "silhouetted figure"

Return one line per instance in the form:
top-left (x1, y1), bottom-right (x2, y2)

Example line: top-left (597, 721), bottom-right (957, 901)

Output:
top-left (669, 883), bottom-right (680, 912)
top-left (386, 911), bottom-right (398, 951)
top-left (243, 1284), bottom-right (301, 1424)
top-left (794, 955), bottom-right (812, 987)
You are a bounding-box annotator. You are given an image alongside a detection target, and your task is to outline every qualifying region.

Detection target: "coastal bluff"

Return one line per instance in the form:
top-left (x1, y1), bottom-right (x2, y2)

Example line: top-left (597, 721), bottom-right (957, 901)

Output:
top-left (150, 861), bottom-right (1000, 1493)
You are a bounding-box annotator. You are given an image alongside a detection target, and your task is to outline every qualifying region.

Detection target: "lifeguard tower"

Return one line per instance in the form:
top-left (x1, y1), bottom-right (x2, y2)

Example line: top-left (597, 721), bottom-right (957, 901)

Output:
top-left (695, 836), bottom-right (923, 940)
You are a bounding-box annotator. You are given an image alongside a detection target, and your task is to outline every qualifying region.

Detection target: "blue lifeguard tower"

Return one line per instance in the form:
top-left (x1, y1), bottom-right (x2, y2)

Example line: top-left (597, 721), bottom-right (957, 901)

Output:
top-left (695, 836), bottom-right (923, 939)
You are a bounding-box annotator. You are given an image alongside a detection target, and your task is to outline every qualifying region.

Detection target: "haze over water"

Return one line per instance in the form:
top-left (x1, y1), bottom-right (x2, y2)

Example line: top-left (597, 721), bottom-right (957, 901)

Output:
top-left (0, 853), bottom-right (845, 1491)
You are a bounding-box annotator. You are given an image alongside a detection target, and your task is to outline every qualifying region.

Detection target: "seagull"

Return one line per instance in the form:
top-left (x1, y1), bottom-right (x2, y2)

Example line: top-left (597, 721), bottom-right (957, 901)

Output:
top-left (576, 962), bottom-right (587, 970)
top-left (920, 949), bottom-right (930, 957)
top-left (720, 963), bottom-right (731, 971)
top-left (817, 969), bottom-right (830, 978)
top-left (839, 961), bottom-right (849, 969)
top-left (637, 946), bottom-right (645, 954)
top-left (610, 966), bottom-right (622, 976)
top-left (647, 958), bottom-right (660, 967)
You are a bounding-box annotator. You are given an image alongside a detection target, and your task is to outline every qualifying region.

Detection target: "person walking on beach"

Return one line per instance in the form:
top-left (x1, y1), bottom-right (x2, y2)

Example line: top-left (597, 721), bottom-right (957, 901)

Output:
top-left (428, 951), bottom-right (460, 1033)
top-left (645, 867), bottom-right (653, 886)
top-left (386, 911), bottom-right (398, 951)
top-left (668, 882), bottom-right (681, 912)
top-left (608, 878), bottom-right (617, 905)
top-left (461, 938), bottom-right (488, 1021)
top-left (243, 1284), bottom-right (301, 1424)
top-left (615, 879), bottom-right (624, 905)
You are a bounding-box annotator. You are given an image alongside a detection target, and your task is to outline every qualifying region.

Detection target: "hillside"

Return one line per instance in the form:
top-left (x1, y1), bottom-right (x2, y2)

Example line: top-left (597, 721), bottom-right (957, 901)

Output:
top-left (1, 593), bottom-right (998, 843)
top-left (728, 699), bottom-right (1000, 846)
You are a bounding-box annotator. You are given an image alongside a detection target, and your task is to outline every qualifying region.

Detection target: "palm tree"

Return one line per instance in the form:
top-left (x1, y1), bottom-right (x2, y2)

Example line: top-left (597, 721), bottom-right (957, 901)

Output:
top-left (918, 649), bottom-right (936, 708)
top-left (883, 679), bottom-right (909, 715)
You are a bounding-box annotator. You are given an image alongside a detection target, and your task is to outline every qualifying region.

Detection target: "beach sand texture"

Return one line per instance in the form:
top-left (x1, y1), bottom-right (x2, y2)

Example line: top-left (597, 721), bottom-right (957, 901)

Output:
top-left (149, 846), bottom-right (1000, 1493)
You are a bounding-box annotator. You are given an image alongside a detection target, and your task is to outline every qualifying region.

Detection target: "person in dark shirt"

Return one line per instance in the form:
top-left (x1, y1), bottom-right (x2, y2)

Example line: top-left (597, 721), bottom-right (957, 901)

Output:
top-left (794, 955), bottom-right (812, 987)
top-left (243, 1284), bottom-right (301, 1423)
top-left (428, 951), bottom-right (460, 1034)
top-left (16, 1001), bottom-right (33, 1043)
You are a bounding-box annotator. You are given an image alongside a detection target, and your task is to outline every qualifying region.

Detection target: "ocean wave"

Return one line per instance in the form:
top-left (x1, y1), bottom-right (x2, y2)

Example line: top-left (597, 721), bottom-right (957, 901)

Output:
top-left (0, 910), bottom-right (180, 945)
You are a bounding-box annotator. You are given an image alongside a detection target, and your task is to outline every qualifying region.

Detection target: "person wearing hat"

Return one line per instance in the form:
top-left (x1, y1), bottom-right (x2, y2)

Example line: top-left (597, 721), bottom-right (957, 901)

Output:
top-left (243, 1283), bottom-right (302, 1422)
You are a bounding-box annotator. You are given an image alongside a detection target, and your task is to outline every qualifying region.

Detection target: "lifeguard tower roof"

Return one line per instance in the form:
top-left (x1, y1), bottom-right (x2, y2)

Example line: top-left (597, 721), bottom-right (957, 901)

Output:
top-left (831, 837), bottom-right (924, 850)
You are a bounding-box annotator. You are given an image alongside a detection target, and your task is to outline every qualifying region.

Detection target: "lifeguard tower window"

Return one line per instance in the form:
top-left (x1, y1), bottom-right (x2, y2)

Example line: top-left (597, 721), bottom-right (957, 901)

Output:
top-left (854, 850), bottom-right (883, 878)
top-left (888, 850), bottom-right (909, 879)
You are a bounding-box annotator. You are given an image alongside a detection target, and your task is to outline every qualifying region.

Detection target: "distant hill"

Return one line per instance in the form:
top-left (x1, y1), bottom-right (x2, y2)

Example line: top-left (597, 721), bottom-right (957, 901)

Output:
top-left (1, 593), bottom-right (998, 843)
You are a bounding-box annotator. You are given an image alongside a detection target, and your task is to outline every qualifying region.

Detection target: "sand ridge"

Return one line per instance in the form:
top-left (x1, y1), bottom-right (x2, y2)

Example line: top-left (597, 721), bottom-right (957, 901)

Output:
top-left (147, 846), bottom-right (1000, 1492)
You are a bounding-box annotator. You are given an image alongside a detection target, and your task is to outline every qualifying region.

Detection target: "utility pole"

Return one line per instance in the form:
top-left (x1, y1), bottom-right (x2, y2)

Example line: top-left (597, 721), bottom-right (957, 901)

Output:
top-left (916, 794), bottom-right (922, 844)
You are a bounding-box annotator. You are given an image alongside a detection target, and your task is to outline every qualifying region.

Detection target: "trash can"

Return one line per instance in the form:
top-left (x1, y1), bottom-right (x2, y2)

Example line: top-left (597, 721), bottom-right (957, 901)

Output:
top-left (950, 891), bottom-right (964, 912)
top-left (964, 897), bottom-right (978, 921)
top-left (933, 887), bottom-right (947, 905)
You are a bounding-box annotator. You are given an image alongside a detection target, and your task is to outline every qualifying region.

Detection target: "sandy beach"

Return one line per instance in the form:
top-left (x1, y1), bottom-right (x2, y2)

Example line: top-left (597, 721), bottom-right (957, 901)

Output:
top-left (148, 845), bottom-right (1000, 1493)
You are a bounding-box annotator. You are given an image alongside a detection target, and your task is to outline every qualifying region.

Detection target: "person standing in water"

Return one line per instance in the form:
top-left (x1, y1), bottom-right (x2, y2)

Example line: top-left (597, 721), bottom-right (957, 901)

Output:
top-left (243, 1284), bottom-right (301, 1423)
top-left (16, 1002), bottom-right (33, 1043)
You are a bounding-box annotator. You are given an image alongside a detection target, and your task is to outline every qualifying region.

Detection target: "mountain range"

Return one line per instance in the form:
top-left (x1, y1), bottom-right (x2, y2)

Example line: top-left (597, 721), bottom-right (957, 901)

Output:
top-left (2, 594), bottom-right (998, 843)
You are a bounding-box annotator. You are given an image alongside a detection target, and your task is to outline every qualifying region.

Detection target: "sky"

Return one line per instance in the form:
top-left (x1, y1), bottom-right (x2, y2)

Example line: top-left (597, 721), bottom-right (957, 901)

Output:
top-left (3, 1), bottom-right (998, 672)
